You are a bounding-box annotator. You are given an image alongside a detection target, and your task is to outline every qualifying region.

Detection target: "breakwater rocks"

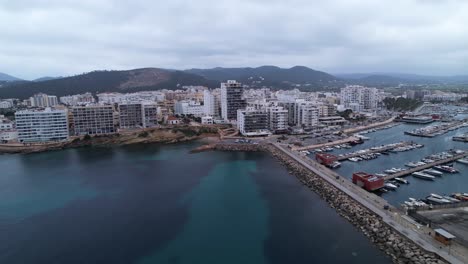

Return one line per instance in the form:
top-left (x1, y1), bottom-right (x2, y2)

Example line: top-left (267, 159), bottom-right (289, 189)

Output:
top-left (219, 143), bottom-right (446, 264)
top-left (214, 143), bottom-right (265, 152)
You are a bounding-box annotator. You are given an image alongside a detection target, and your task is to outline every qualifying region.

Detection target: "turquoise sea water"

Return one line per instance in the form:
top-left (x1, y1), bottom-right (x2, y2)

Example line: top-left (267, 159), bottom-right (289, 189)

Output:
top-left (0, 143), bottom-right (390, 263)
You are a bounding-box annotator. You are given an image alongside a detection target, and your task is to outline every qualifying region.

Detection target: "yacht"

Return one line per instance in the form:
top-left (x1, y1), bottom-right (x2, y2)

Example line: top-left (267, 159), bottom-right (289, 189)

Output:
top-left (394, 177), bottom-right (409, 184)
top-left (405, 162), bottom-right (419, 168)
top-left (456, 158), bottom-right (468, 165)
top-left (423, 169), bottom-right (443, 177)
top-left (433, 165), bottom-right (458, 173)
top-left (384, 182), bottom-right (398, 190)
top-left (412, 172), bottom-right (435, 180)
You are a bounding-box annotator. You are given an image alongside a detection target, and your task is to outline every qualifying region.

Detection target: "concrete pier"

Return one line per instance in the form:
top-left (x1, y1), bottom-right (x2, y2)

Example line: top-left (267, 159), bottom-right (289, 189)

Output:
top-left (384, 152), bottom-right (468, 180)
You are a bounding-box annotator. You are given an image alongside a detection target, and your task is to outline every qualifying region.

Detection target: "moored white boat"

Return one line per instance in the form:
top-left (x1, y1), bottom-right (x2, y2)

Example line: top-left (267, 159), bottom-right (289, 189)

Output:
top-left (456, 158), bottom-right (468, 165)
top-left (412, 172), bottom-right (435, 180)
top-left (423, 169), bottom-right (443, 177)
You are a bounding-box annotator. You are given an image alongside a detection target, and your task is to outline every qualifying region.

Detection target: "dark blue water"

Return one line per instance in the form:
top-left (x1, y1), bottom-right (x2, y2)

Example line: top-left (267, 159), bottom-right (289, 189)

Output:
top-left (0, 142), bottom-right (390, 263)
top-left (330, 119), bottom-right (468, 206)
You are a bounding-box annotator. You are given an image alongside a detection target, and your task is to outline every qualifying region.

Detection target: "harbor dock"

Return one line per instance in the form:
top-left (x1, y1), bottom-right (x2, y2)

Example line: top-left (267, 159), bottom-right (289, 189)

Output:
top-left (404, 119), bottom-right (468, 138)
top-left (384, 152), bottom-right (468, 180)
top-left (337, 141), bottom-right (421, 161)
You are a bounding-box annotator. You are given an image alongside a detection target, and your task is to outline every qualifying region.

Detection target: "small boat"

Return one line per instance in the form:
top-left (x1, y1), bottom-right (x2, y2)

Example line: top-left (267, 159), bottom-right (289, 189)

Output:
top-left (384, 169), bottom-right (397, 174)
top-left (430, 193), bottom-right (444, 199)
top-left (426, 196), bottom-right (452, 205)
top-left (423, 169), bottom-right (443, 177)
top-left (394, 177), bottom-right (409, 184)
top-left (433, 165), bottom-right (458, 173)
top-left (452, 193), bottom-right (468, 201)
top-left (443, 196), bottom-right (460, 203)
top-left (384, 183), bottom-right (398, 190)
top-left (412, 172), bottom-right (435, 180)
top-left (405, 162), bottom-right (419, 168)
top-left (329, 161), bottom-right (341, 169)
top-left (456, 158), bottom-right (468, 165)
top-left (348, 157), bottom-right (361, 162)
top-left (375, 173), bottom-right (387, 177)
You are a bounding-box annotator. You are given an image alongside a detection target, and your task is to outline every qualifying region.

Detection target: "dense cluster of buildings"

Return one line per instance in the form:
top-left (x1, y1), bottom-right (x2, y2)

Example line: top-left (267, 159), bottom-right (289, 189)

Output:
top-left (5, 80), bottom-right (465, 143)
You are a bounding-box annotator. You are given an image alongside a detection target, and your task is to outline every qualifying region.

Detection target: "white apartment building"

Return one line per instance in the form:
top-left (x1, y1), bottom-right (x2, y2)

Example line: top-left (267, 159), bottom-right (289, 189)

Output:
top-left (0, 115), bottom-right (13, 131)
top-left (70, 105), bottom-right (116, 135)
top-left (201, 116), bottom-right (214, 125)
top-left (0, 100), bottom-right (13, 109)
top-left (15, 108), bottom-right (69, 143)
top-left (29, 93), bottom-right (59, 108)
top-left (203, 89), bottom-right (221, 117)
top-left (221, 80), bottom-right (246, 121)
top-left (142, 103), bottom-right (159, 128)
top-left (295, 102), bottom-right (319, 129)
top-left (174, 100), bottom-right (204, 117)
top-left (60, 93), bottom-right (95, 106)
top-left (340, 85), bottom-right (378, 112)
top-left (268, 106), bottom-right (288, 133)
top-left (237, 108), bottom-right (270, 136)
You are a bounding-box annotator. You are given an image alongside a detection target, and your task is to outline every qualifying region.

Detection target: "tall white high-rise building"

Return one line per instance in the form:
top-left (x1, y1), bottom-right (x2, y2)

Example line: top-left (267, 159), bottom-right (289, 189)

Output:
top-left (268, 106), bottom-right (288, 133)
top-left (203, 89), bottom-right (221, 117)
top-left (221, 80), bottom-right (246, 121)
top-left (30, 93), bottom-right (59, 108)
top-left (15, 108), bottom-right (69, 143)
top-left (295, 102), bottom-right (319, 129)
top-left (340, 85), bottom-right (378, 112)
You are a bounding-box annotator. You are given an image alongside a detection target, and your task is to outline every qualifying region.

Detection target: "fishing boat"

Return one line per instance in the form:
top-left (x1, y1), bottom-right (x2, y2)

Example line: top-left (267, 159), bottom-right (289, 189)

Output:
top-left (456, 158), bottom-right (468, 165)
top-left (394, 177), bottom-right (409, 184)
top-left (412, 172), bottom-right (435, 180)
top-left (423, 169), bottom-right (443, 176)
top-left (433, 165), bottom-right (458, 173)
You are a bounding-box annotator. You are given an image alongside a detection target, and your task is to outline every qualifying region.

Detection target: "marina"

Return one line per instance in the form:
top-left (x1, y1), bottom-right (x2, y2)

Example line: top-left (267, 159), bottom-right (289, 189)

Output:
top-left (336, 141), bottom-right (423, 162)
top-left (383, 150), bottom-right (467, 180)
top-left (404, 119), bottom-right (468, 138)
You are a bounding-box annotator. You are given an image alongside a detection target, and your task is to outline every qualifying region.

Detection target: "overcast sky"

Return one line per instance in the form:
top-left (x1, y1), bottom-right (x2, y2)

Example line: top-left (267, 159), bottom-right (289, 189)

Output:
top-left (1, 0), bottom-right (468, 79)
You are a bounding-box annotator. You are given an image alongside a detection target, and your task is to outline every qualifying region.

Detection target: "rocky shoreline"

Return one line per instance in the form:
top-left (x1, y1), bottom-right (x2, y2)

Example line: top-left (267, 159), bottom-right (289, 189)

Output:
top-left (215, 143), bottom-right (447, 264)
top-left (0, 126), bottom-right (220, 154)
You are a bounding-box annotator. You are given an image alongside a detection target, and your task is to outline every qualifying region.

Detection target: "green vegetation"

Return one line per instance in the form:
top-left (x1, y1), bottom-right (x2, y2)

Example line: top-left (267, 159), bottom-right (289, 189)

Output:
top-left (83, 134), bottom-right (92, 140)
top-left (138, 131), bottom-right (149, 138)
top-left (383, 97), bottom-right (422, 111)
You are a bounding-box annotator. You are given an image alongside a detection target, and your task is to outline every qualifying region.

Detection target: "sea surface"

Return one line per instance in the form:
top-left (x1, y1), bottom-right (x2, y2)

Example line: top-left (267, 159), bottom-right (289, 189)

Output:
top-left (329, 115), bottom-right (468, 206)
top-left (0, 142), bottom-right (390, 263)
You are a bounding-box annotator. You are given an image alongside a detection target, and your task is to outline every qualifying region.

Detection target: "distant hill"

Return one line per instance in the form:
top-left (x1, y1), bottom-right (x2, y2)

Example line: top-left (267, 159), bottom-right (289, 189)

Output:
top-left (33, 76), bottom-right (62, 82)
top-left (0, 68), bottom-right (218, 99)
top-left (186, 66), bottom-right (339, 87)
top-left (0, 72), bottom-right (22, 81)
top-left (337, 72), bottom-right (468, 85)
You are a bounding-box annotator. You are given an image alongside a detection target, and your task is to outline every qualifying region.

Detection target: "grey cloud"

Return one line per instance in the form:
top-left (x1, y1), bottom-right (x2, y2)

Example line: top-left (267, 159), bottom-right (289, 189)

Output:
top-left (0, 0), bottom-right (468, 79)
